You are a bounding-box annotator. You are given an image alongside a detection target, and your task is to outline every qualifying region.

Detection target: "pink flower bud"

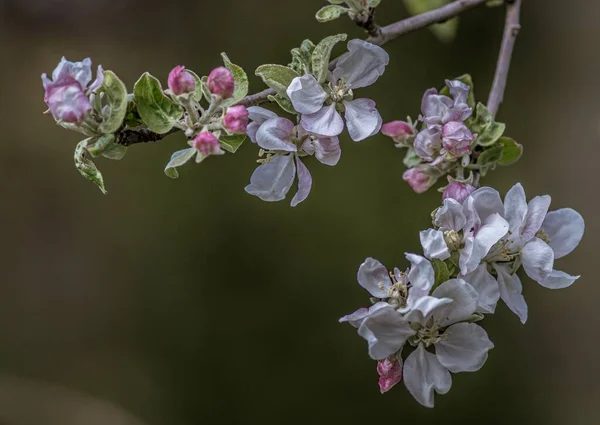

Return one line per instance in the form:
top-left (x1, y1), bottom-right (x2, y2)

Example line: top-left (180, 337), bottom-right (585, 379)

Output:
top-left (223, 105), bottom-right (249, 134)
top-left (403, 168), bottom-right (430, 194)
top-left (377, 358), bottom-right (402, 394)
top-left (207, 66), bottom-right (235, 99)
top-left (441, 121), bottom-right (474, 157)
top-left (443, 182), bottom-right (476, 204)
top-left (168, 65), bottom-right (196, 96)
top-left (44, 77), bottom-right (92, 123)
top-left (192, 132), bottom-right (222, 156)
top-left (381, 120), bottom-right (414, 143)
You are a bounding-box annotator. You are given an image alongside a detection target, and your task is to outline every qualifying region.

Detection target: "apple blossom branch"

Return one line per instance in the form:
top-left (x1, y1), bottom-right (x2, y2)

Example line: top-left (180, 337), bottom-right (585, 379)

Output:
top-left (487, 0), bottom-right (522, 117)
top-left (115, 0), bottom-right (502, 147)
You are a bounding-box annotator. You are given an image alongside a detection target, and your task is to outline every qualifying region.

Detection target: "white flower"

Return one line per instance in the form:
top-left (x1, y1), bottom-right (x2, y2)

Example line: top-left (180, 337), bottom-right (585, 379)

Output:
top-left (246, 106), bottom-right (277, 143)
top-left (402, 279), bottom-right (494, 408)
top-left (244, 116), bottom-right (341, 206)
top-left (286, 39), bottom-right (388, 141)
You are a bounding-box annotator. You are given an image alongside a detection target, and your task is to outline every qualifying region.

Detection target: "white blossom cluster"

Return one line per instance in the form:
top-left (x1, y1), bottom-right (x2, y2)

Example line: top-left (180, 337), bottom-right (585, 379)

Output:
top-left (340, 183), bottom-right (584, 407)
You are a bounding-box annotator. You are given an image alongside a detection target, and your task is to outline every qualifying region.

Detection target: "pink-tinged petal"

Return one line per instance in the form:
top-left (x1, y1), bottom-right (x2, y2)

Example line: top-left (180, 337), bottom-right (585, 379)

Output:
top-left (443, 182), bottom-right (475, 204)
top-left (344, 98), bottom-right (382, 142)
top-left (403, 168), bottom-right (430, 194)
top-left (255, 117), bottom-right (297, 152)
top-left (312, 136), bottom-right (341, 166)
top-left (290, 156), bottom-right (312, 207)
top-left (413, 127), bottom-right (442, 161)
top-left (247, 107), bottom-right (278, 143)
top-left (223, 105), bottom-right (249, 134)
top-left (45, 78), bottom-right (92, 123)
top-left (494, 263), bottom-right (528, 324)
top-left (541, 208), bottom-right (585, 259)
top-left (521, 238), bottom-right (554, 284)
top-left (333, 39), bottom-right (389, 89)
top-left (207, 66), bottom-right (234, 99)
top-left (286, 75), bottom-right (328, 114)
top-left (88, 65), bottom-right (104, 93)
top-left (168, 65), bottom-right (196, 96)
top-left (381, 120), bottom-right (414, 143)
top-left (445, 79), bottom-right (470, 105)
top-left (521, 195), bottom-right (551, 242)
top-left (357, 257), bottom-right (392, 299)
top-left (301, 104), bottom-right (344, 137)
top-left (244, 154), bottom-right (296, 202)
top-left (377, 357), bottom-right (403, 394)
top-left (539, 269), bottom-right (579, 289)
top-left (421, 88), bottom-right (453, 125)
top-left (441, 121), bottom-right (474, 156)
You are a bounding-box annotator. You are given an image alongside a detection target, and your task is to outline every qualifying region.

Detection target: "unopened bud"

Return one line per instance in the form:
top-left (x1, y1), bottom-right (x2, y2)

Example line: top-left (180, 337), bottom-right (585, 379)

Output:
top-left (381, 120), bottom-right (414, 144)
top-left (443, 181), bottom-right (475, 204)
top-left (377, 358), bottom-right (402, 394)
top-left (441, 121), bottom-right (474, 157)
top-left (168, 65), bottom-right (196, 96)
top-left (403, 168), bottom-right (430, 194)
top-left (207, 66), bottom-right (234, 99)
top-left (192, 132), bottom-right (223, 156)
top-left (223, 105), bottom-right (249, 134)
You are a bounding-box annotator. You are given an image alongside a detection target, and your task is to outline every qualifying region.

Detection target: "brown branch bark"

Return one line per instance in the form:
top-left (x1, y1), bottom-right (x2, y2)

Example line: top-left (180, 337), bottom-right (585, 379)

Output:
top-left (487, 0), bottom-right (522, 117)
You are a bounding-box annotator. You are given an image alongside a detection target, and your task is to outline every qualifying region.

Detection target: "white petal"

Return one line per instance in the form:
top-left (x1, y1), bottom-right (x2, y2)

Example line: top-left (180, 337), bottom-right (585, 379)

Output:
top-left (436, 323), bottom-right (494, 373)
top-left (244, 154), bottom-right (296, 202)
top-left (339, 302), bottom-right (388, 328)
top-left (445, 79), bottom-right (470, 105)
top-left (420, 229), bottom-right (450, 260)
top-left (404, 344), bottom-right (452, 408)
top-left (434, 198), bottom-right (466, 231)
top-left (421, 89), bottom-right (453, 125)
top-left (286, 75), bottom-right (328, 114)
top-left (333, 39), bottom-right (389, 89)
top-left (357, 257), bottom-right (393, 298)
top-left (431, 278), bottom-right (479, 327)
top-left (405, 253), bottom-right (435, 292)
top-left (494, 263), bottom-right (528, 324)
top-left (312, 136), bottom-right (341, 166)
top-left (540, 269), bottom-right (579, 289)
top-left (358, 305), bottom-right (415, 360)
top-left (541, 208), bottom-right (585, 259)
top-left (301, 104), bottom-right (344, 137)
top-left (290, 156), bottom-right (312, 207)
top-left (470, 187), bottom-right (504, 222)
top-left (521, 238), bottom-right (554, 284)
top-left (403, 295), bottom-right (453, 326)
top-left (247, 106), bottom-right (278, 123)
top-left (344, 99), bottom-right (382, 142)
top-left (504, 183), bottom-right (527, 234)
top-left (255, 117), bottom-right (297, 152)
top-left (460, 264), bottom-right (500, 314)
top-left (462, 196), bottom-right (481, 236)
top-left (521, 195), bottom-right (551, 242)
top-left (460, 213), bottom-right (509, 275)
top-left (246, 122), bottom-right (261, 143)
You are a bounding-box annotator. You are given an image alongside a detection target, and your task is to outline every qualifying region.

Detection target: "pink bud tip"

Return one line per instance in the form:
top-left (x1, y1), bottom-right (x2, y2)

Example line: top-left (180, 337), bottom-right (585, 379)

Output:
top-left (192, 132), bottom-right (221, 156)
top-left (168, 65), bottom-right (196, 96)
top-left (207, 66), bottom-right (235, 99)
top-left (381, 121), bottom-right (414, 143)
top-left (402, 168), bottom-right (430, 194)
top-left (443, 182), bottom-right (476, 204)
top-left (377, 359), bottom-right (402, 394)
top-left (223, 105), bottom-right (249, 134)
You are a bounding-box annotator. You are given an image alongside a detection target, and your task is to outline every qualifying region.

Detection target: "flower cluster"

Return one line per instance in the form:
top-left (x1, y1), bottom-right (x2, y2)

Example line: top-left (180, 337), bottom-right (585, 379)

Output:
top-left (340, 183), bottom-right (584, 407)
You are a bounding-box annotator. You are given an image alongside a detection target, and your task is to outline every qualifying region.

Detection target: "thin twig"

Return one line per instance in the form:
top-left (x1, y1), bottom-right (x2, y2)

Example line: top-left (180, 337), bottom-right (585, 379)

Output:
top-left (353, 7), bottom-right (382, 39)
top-left (487, 0), bottom-right (522, 117)
top-left (117, 0), bottom-right (490, 146)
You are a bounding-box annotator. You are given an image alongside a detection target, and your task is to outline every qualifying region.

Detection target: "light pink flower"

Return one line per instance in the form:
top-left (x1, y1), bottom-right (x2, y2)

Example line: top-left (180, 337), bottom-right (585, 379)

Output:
top-left (403, 168), bottom-right (430, 194)
top-left (207, 66), bottom-right (234, 99)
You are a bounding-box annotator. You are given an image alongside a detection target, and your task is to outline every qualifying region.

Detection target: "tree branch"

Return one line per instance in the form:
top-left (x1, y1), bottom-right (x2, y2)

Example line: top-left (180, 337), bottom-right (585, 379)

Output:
top-left (487, 0), bottom-right (522, 117)
top-left (117, 0), bottom-right (490, 146)
top-left (353, 7), bottom-right (383, 39)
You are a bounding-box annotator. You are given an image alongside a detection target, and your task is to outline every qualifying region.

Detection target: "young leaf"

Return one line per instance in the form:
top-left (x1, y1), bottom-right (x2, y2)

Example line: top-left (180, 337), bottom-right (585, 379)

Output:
top-left (497, 137), bottom-right (523, 165)
top-left (470, 102), bottom-right (494, 134)
top-left (87, 133), bottom-right (116, 157)
top-left (164, 147), bottom-right (197, 179)
top-left (74, 139), bottom-right (107, 194)
top-left (477, 143), bottom-right (504, 167)
top-left (102, 144), bottom-right (127, 160)
top-left (403, 148), bottom-right (422, 168)
top-left (255, 65), bottom-right (300, 96)
top-left (221, 53), bottom-right (249, 107)
top-left (268, 94), bottom-right (297, 115)
top-left (98, 71), bottom-right (128, 134)
top-left (133, 72), bottom-right (183, 134)
top-left (476, 121), bottom-right (506, 147)
top-left (312, 33), bottom-right (347, 83)
top-left (187, 70), bottom-right (205, 103)
top-left (315, 5), bottom-right (349, 23)
top-left (219, 134), bottom-right (246, 154)
top-left (431, 258), bottom-right (450, 288)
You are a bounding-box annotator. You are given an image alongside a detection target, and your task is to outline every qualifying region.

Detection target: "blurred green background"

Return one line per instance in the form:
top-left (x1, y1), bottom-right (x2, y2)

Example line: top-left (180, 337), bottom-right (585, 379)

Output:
top-left (0, 0), bottom-right (597, 424)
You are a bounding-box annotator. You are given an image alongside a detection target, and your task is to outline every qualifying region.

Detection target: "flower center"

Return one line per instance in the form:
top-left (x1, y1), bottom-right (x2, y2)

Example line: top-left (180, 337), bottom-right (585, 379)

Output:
top-left (328, 78), bottom-right (353, 103)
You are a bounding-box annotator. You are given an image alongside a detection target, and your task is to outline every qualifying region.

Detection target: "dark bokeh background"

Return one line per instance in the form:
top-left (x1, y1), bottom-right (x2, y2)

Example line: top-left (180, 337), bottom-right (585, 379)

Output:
top-left (0, 0), bottom-right (598, 424)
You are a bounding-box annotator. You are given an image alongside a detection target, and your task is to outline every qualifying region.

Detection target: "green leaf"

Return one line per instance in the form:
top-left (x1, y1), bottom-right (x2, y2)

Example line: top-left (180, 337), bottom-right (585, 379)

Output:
top-left (74, 139), bottom-right (107, 194)
top-left (290, 40), bottom-right (316, 75)
top-left (268, 94), bottom-right (297, 115)
top-left (368, 0), bottom-right (382, 6)
top-left (497, 137), bottom-right (523, 166)
top-left (219, 134), bottom-right (246, 154)
top-left (315, 5), bottom-right (349, 22)
top-left (477, 143), bottom-right (504, 167)
top-left (87, 133), bottom-right (116, 157)
top-left (439, 74), bottom-right (475, 108)
top-left (164, 147), bottom-right (196, 179)
top-left (403, 148), bottom-right (422, 168)
top-left (471, 102), bottom-right (494, 134)
top-left (221, 53), bottom-right (249, 107)
top-left (98, 71), bottom-right (128, 134)
top-left (200, 76), bottom-right (212, 103)
top-left (255, 64), bottom-right (300, 96)
top-left (312, 33), bottom-right (347, 83)
top-left (431, 258), bottom-right (450, 288)
top-left (328, 0), bottom-right (346, 4)
top-left (102, 144), bottom-right (127, 160)
top-left (124, 100), bottom-right (143, 127)
top-left (187, 70), bottom-right (205, 103)
top-left (477, 121), bottom-right (506, 147)
top-left (404, 0), bottom-right (458, 43)
top-left (133, 72), bottom-right (183, 134)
